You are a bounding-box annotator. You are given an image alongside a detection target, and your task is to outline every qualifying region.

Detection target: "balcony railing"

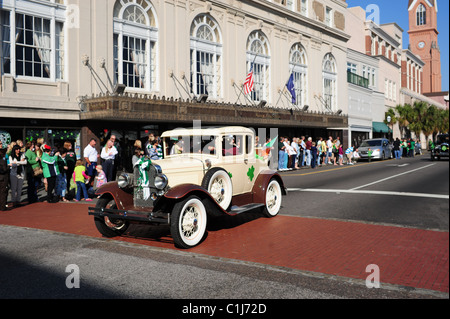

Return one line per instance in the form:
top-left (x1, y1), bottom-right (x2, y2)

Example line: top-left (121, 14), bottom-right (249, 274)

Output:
top-left (347, 71), bottom-right (369, 89)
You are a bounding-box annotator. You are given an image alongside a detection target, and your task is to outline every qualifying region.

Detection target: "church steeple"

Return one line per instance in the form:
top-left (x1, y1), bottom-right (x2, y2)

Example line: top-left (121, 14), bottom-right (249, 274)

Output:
top-left (408, 0), bottom-right (442, 93)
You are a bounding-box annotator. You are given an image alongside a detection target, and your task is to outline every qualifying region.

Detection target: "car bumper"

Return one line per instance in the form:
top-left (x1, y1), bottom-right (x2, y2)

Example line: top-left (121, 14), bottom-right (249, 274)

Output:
top-left (88, 206), bottom-right (169, 224)
top-left (359, 153), bottom-right (382, 159)
top-left (431, 152), bottom-right (449, 158)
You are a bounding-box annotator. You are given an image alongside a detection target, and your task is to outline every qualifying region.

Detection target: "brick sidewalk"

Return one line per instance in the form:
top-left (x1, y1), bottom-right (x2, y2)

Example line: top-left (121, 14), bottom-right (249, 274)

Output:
top-left (0, 202), bottom-right (448, 293)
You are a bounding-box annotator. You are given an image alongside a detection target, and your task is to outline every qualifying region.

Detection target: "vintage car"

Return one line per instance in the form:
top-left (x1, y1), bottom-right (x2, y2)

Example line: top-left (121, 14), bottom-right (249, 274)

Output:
top-left (88, 126), bottom-right (286, 249)
top-left (431, 134), bottom-right (449, 161)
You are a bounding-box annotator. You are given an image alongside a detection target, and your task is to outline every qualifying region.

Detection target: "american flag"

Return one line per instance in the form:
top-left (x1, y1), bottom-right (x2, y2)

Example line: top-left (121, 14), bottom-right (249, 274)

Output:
top-left (243, 63), bottom-right (254, 95)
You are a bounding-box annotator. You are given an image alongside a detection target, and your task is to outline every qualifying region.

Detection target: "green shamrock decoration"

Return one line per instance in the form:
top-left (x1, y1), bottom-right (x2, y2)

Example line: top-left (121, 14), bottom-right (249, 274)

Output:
top-left (247, 166), bottom-right (255, 182)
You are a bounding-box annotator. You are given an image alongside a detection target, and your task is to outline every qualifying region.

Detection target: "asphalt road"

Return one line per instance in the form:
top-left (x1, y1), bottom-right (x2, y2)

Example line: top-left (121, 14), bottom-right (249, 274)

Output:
top-left (0, 153), bottom-right (447, 305)
top-left (279, 155), bottom-right (449, 231)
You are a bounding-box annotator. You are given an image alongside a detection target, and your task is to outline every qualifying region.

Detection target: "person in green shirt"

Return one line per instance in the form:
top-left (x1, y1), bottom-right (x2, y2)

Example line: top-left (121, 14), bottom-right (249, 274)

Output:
top-left (41, 145), bottom-right (60, 203)
top-left (409, 139), bottom-right (415, 158)
top-left (429, 139), bottom-right (435, 151)
top-left (25, 141), bottom-right (41, 204)
top-left (368, 148), bottom-right (373, 162)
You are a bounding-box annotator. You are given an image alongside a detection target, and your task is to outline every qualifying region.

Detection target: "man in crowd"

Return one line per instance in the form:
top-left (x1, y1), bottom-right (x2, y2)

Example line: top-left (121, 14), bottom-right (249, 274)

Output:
top-left (84, 138), bottom-right (99, 186)
top-left (0, 141), bottom-right (9, 211)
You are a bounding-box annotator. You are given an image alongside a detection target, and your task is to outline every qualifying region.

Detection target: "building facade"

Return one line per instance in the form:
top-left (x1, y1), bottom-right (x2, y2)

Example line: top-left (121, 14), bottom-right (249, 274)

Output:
top-left (1, 0), bottom-right (351, 170)
top-left (407, 0), bottom-right (441, 94)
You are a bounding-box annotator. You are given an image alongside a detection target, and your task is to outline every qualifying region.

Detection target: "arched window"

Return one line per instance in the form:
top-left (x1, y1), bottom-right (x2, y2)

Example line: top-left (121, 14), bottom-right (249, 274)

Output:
top-left (289, 43), bottom-right (308, 107)
top-left (416, 4), bottom-right (426, 26)
top-left (190, 14), bottom-right (222, 99)
top-left (322, 53), bottom-right (337, 112)
top-left (113, 0), bottom-right (158, 91)
top-left (246, 31), bottom-right (270, 103)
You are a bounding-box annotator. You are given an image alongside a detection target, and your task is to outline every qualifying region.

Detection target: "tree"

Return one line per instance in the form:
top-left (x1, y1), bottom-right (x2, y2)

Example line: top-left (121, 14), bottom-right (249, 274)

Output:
top-left (436, 108), bottom-right (449, 137)
top-left (422, 105), bottom-right (438, 145)
top-left (409, 101), bottom-right (428, 139)
top-left (395, 104), bottom-right (413, 138)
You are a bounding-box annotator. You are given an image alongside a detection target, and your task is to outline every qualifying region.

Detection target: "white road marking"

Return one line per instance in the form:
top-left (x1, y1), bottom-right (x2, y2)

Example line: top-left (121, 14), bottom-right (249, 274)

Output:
top-left (351, 163), bottom-right (436, 190)
top-left (287, 188), bottom-right (449, 199)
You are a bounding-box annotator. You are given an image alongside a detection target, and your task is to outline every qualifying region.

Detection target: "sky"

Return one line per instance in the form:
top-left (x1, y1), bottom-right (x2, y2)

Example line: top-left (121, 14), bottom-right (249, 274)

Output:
top-left (346, 0), bottom-right (449, 92)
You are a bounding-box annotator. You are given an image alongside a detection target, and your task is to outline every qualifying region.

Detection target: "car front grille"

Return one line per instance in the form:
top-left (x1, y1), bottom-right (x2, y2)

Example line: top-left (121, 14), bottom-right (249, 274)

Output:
top-left (134, 165), bottom-right (158, 208)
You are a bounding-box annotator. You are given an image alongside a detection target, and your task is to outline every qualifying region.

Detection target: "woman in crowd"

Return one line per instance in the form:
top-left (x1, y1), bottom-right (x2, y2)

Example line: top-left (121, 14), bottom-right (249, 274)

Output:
top-left (101, 139), bottom-right (118, 182)
top-left (64, 141), bottom-right (77, 193)
top-left (8, 145), bottom-right (27, 207)
top-left (41, 145), bottom-right (60, 203)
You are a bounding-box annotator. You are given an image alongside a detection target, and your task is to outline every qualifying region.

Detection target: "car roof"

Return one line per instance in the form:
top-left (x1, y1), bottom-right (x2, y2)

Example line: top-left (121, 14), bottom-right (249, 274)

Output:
top-left (161, 126), bottom-right (254, 138)
top-left (363, 138), bottom-right (387, 141)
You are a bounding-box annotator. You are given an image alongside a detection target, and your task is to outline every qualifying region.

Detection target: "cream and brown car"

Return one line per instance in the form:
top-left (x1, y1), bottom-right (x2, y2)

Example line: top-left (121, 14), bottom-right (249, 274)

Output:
top-left (89, 126), bottom-right (286, 248)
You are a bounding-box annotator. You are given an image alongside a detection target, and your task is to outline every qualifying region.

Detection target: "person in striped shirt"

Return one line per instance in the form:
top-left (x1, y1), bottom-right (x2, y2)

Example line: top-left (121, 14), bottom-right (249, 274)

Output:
top-left (345, 146), bottom-right (354, 165)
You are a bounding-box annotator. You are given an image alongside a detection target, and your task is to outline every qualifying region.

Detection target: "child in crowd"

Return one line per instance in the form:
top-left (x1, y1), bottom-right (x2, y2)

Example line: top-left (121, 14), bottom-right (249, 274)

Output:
top-left (95, 165), bottom-right (107, 190)
top-left (368, 148), bottom-right (373, 163)
top-left (353, 149), bottom-right (361, 164)
top-left (73, 160), bottom-right (92, 202)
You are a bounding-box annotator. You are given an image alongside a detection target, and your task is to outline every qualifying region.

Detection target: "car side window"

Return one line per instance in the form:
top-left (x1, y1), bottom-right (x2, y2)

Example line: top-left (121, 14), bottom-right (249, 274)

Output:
top-left (222, 135), bottom-right (242, 156)
top-left (245, 135), bottom-right (253, 155)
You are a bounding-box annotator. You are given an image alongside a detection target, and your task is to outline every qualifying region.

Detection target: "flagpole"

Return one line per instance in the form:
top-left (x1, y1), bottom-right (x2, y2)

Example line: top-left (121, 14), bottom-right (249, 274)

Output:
top-left (235, 53), bottom-right (258, 105)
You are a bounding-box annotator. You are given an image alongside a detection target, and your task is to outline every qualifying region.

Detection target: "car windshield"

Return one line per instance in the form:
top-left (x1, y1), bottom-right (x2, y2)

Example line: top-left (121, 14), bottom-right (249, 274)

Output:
top-left (360, 140), bottom-right (382, 147)
top-left (163, 135), bottom-right (216, 157)
top-left (436, 135), bottom-right (449, 145)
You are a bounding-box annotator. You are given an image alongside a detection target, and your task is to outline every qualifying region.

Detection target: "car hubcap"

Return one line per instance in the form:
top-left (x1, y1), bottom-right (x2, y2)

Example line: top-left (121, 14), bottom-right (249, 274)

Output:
top-left (181, 205), bottom-right (199, 239)
top-left (267, 186), bottom-right (278, 210)
top-left (211, 178), bottom-right (225, 204)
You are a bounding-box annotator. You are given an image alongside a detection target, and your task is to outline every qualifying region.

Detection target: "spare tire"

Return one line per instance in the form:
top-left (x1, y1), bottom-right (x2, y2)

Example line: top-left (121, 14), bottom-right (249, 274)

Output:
top-left (201, 168), bottom-right (233, 211)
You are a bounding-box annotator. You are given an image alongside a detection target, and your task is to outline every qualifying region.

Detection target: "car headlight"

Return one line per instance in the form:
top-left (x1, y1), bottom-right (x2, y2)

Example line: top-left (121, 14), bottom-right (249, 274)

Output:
top-left (154, 174), bottom-right (168, 190)
top-left (372, 149), bottom-right (380, 155)
top-left (118, 173), bottom-right (130, 189)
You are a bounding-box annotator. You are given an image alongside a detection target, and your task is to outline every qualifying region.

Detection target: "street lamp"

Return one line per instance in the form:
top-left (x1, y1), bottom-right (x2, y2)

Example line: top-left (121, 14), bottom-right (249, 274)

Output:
top-left (386, 116), bottom-right (392, 141)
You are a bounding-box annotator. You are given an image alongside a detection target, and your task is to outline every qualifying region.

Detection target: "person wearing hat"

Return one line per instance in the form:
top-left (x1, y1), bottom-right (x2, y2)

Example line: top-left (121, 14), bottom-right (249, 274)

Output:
top-left (0, 141), bottom-right (9, 211)
top-left (41, 145), bottom-right (60, 203)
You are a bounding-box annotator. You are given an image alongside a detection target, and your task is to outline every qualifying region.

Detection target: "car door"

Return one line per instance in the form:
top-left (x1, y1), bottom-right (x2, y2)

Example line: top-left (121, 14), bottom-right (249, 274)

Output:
top-left (382, 139), bottom-right (390, 158)
top-left (220, 134), bottom-right (246, 195)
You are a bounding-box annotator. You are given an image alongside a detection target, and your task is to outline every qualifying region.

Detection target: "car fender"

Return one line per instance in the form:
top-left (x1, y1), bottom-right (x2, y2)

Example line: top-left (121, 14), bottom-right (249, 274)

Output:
top-left (252, 170), bottom-right (287, 204)
top-left (161, 184), bottom-right (229, 217)
top-left (95, 182), bottom-right (134, 210)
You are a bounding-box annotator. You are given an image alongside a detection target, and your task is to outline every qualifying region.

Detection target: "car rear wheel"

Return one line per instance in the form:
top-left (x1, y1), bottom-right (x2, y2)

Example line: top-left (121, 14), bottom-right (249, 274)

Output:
top-left (202, 168), bottom-right (233, 211)
top-left (94, 197), bottom-right (129, 238)
top-left (262, 179), bottom-right (282, 218)
top-left (171, 196), bottom-right (207, 249)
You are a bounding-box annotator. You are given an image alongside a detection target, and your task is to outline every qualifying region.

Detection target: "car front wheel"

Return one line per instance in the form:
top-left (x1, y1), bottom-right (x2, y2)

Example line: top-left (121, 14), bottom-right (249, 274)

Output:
top-left (94, 197), bottom-right (129, 238)
top-left (262, 179), bottom-right (282, 218)
top-left (202, 168), bottom-right (233, 211)
top-left (171, 196), bottom-right (207, 249)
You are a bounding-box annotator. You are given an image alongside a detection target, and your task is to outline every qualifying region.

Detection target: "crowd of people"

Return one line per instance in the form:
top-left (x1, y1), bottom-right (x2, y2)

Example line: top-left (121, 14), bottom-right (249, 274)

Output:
top-left (392, 137), bottom-right (422, 160)
top-left (276, 135), bottom-right (360, 171)
top-left (0, 129), bottom-right (426, 211)
top-left (0, 132), bottom-right (166, 211)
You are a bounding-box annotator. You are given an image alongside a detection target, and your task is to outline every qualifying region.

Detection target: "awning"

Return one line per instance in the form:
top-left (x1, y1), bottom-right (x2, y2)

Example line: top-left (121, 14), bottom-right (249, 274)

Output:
top-left (373, 122), bottom-right (391, 134)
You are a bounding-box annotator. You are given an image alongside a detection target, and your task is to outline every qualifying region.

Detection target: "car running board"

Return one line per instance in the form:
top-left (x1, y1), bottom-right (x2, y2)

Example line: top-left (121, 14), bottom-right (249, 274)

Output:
top-left (228, 203), bottom-right (265, 215)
